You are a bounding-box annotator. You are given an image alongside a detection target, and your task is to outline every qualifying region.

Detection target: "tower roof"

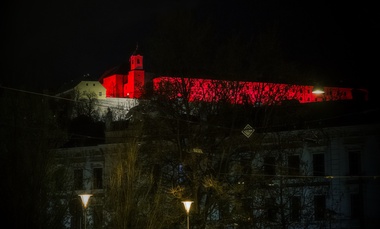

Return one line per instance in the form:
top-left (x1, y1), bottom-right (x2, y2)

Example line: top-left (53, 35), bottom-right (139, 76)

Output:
top-left (98, 62), bottom-right (130, 82)
top-left (131, 43), bottom-right (143, 56)
top-left (99, 45), bottom-right (143, 82)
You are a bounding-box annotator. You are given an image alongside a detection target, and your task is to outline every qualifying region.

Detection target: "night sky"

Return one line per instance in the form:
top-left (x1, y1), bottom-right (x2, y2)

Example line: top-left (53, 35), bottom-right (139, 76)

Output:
top-left (2, 0), bottom-right (379, 100)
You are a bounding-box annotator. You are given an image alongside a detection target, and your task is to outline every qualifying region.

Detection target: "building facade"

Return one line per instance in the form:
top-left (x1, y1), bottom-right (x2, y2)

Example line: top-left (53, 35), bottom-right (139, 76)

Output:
top-left (54, 49), bottom-right (378, 228)
top-left (55, 119), bottom-right (380, 228)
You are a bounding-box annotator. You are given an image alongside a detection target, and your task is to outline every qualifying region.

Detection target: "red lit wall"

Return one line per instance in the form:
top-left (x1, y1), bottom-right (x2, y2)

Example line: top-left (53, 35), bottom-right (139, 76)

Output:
top-left (152, 77), bottom-right (360, 104)
top-left (102, 53), bottom-right (145, 98)
top-left (101, 53), bottom-right (367, 103)
top-left (102, 74), bottom-right (125, 97)
top-left (124, 69), bottom-right (144, 98)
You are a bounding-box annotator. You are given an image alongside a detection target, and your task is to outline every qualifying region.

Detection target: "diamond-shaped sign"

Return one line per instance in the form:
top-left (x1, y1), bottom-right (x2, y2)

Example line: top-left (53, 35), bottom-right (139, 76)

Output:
top-left (242, 124), bottom-right (255, 138)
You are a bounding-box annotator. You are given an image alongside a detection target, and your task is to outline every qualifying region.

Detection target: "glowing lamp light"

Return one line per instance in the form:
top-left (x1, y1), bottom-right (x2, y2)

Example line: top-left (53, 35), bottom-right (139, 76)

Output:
top-left (182, 200), bottom-right (193, 214)
top-left (182, 200), bottom-right (193, 229)
top-left (79, 194), bottom-right (92, 208)
top-left (312, 84), bottom-right (325, 94)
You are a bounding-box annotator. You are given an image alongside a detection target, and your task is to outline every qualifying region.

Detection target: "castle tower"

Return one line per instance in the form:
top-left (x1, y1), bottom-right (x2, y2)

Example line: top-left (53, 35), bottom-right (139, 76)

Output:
top-left (124, 45), bottom-right (145, 98)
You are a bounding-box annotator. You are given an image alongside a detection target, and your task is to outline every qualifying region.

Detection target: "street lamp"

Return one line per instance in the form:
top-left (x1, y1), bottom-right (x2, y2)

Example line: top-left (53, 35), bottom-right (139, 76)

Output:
top-left (312, 83), bottom-right (325, 94)
top-left (79, 194), bottom-right (92, 229)
top-left (182, 200), bottom-right (193, 229)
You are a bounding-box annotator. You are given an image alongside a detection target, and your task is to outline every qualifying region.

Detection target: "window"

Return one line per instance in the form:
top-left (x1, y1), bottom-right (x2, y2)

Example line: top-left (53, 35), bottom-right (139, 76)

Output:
top-left (242, 197), bottom-right (253, 212)
top-left (74, 169), bottom-right (83, 190)
top-left (266, 198), bottom-right (277, 221)
top-left (349, 151), bottom-right (361, 176)
top-left (288, 155), bottom-right (300, 176)
top-left (70, 197), bottom-right (82, 229)
top-left (290, 196), bottom-right (301, 221)
top-left (313, 154), bottom-right (325, 176)
top-left (54, 167), bottom-right (65, 190)
top-left (98, 92), bottom-right (102, 97)
top-left (264, 156), bottom-right (276, 176)
top-left (350, 193), bottom-right (362, 219)
top-left (93, 168), bottom-right (103, 189)
top-left (314, 195), bottom-right (326, 220)
top-left (206, 204), bottom-right (221, 220)
top-left (93, 205), bottom-right (103, 229)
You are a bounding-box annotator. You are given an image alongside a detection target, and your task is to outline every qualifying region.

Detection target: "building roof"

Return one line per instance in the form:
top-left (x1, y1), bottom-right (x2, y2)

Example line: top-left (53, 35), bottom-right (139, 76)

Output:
top-left (55, 74), bottom-right (100, 95)
top-left (255, 99), bottom-right (380, 133)
top-left (99, 45), bottom-right (144, 82)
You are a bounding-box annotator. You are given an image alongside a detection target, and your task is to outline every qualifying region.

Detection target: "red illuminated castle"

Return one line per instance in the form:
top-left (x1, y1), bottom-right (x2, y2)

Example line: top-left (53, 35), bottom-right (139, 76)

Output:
top-left (100, 49), bottom-right (368, 105)
top-left (100, 48), bottom-right (145, 98)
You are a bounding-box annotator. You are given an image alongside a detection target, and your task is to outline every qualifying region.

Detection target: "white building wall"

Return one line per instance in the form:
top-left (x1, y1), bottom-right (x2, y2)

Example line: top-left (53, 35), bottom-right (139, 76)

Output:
top-left (55, 122), bottom-right (380, 228)
top-left (97, 97), bottom-right (140, 121)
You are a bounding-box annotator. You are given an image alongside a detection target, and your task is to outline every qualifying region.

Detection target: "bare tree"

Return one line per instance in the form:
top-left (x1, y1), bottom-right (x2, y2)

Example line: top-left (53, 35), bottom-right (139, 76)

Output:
top-left (103, 112), bottom-right (184, 229)
top-left (73, 89), bottom-right (101, 121)
top-left (117, 6), bottom-right (342, 228)
top-left (129, 74), bottom-right (344, 229)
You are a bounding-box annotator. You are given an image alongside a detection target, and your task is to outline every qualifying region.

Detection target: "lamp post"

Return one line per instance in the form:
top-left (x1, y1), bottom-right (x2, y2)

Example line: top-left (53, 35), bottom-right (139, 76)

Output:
top-left (182, 200), bottom-right (193, 229)
top-left (79, 194), bottom-right (92, 229)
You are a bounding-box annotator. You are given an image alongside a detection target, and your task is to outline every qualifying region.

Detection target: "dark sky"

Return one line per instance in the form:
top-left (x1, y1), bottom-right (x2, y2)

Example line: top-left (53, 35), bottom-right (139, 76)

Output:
top-left (2, 0), bottom-right (379, 97)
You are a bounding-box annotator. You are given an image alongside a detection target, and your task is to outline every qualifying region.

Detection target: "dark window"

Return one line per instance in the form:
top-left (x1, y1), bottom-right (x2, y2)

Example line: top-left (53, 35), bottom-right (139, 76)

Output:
top-left (313, 154), bottom-right (325, 176)
top-left (93, 205), bottom-right (103, 229)
top-left (178, 164), bottom-right (185, 183)
top-left (314, 195), bottom-right (326, 220)
top-left (350, 193), bottom-right (362, 219)
top-left (93, 168), bottom-right (103, 189)
top-left (266, 198), bottom-right (277, 221)
top-left (349, 151), bottom-right (361, 176)
top-left (264, 156), bottom-right (276, 176)
top-left (74, 169), bottom-right (83, 190)
top-left (288, 155), bottom-right (300, 176)
top-left (54, 167), bottom-right (65, 190)
top-left (69, 197), bottom-right (82, 229)
top-left (242, 197), bottom-right (252, 212)
top-left (291, 196), bottom-right (301, 221)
